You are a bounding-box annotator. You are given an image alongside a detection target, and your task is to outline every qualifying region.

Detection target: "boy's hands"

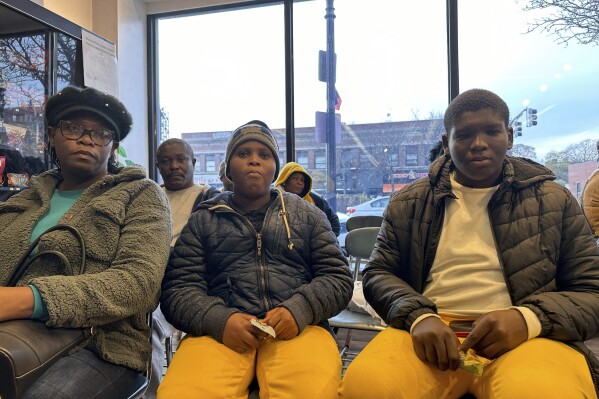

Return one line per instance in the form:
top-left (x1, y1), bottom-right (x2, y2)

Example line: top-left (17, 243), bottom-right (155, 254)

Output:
top-left (411, 317), bottom-right (461, 371)
top-left (459, 309), bottom-right (527, 359)
top-left (222, 313), bottom-right (267, 353)
top-left (222, 307), bottom-right (299, 352)
top-left (262, 307), bottom-right (299, 340)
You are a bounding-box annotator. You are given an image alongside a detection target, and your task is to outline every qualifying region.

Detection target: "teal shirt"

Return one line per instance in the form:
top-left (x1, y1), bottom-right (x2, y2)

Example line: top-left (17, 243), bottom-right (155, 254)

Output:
top-left (30, 188), bottom-right (83, 244)
top-left (29, 188), bottom-right (84, 320)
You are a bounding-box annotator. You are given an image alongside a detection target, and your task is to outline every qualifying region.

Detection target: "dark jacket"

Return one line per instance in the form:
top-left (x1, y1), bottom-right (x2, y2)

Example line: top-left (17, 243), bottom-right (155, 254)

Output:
top-left (364, 155), bottom-right (599, 393)
top-left (274, 162), bottom-right (340, 236)
top-left (192, 185), bottom-right (222, 211)
top-left (161, 188), bottom-right (353, 343)
top-left (311, 191), bottom-right (341, 236)
top-left (0, 167), bottom-right (172, 372)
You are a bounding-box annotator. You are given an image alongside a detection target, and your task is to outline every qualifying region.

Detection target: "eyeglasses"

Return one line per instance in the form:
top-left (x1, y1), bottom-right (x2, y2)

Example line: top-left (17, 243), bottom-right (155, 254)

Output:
top-left (58, 120), bottom-right (115, 146)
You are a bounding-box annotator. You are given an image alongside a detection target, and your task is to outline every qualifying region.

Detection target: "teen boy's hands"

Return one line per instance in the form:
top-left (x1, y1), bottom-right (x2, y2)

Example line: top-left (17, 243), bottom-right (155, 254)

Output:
top-left (459, 308), bottom-right (528, 359)
top-left (262, 307), bottom-right (299, 340)
top-left (411, 316), bottom-right (461, 371)
top-left (223, 313), bottom-right (266, 353)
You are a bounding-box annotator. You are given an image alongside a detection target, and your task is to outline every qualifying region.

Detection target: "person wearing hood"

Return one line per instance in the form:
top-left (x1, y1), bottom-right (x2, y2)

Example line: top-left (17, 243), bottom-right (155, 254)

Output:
top-left (159, 120), bottom-right (352, 399)
top-left (275, 162), bottom-right (341, 236)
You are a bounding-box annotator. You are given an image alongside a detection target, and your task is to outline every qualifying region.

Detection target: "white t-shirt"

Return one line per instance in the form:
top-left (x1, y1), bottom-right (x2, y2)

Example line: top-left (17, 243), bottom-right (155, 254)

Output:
top-left (412, 174), bottom-right (541, 340)
top-left (163, 185), bottom-right (206, 246)
top-left (423, 176), bottom-right (511, 317)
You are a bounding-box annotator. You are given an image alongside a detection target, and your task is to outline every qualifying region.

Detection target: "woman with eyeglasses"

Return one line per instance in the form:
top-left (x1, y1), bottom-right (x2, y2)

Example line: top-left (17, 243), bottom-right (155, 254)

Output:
top-left (0, 86), bottom-right (172, 398)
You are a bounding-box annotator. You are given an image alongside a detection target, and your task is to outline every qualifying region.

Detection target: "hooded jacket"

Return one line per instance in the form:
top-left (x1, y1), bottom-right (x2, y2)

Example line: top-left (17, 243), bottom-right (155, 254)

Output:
top-left (161, 189), bottom-right (353, 343)
top-left (364, 155), bottom-right (599, 393)
top-left (0, 167), bottom-right (172, 372)
top-left (275, 162), bottom-right (341, 236)
top-left (580, 168), bottom-right (599, 237)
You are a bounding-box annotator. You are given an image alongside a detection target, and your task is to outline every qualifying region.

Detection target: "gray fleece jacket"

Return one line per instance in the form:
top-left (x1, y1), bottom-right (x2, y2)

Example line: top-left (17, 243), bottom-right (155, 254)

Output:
top-left (0, 166), bottom-right (172, 372)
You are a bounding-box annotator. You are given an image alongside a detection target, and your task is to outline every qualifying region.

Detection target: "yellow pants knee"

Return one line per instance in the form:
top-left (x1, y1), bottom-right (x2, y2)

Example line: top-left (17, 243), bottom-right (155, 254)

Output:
top-left (339, 327), bottom-right (597, 399)
top-left (158, 325), bottom-right (341, 399)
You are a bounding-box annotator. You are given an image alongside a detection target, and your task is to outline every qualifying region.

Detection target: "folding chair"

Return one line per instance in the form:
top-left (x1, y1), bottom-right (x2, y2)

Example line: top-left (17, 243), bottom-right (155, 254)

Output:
top-left (329, 226), bottom-right (386, 374)
top-left (346, 215), bottom-right (383, 232)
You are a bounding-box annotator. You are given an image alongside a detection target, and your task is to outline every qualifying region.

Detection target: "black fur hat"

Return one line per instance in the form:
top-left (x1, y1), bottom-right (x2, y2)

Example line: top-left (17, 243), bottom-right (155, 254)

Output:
top-left (45, 86), bottom-right (132, 142)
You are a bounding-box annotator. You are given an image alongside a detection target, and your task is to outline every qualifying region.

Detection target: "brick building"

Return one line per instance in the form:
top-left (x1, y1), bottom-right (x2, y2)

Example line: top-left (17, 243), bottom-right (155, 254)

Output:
top-left (183, 118), bottom-right (444, 197)
top-left (569, 161), bottom-right (597, 199)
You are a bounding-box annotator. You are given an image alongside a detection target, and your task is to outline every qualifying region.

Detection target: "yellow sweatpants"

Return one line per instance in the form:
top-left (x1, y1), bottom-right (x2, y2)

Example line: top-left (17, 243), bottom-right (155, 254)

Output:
top-left (158, 325), bottom-right (341, 399)
top-left (338, 327), bottom-right (597, 399)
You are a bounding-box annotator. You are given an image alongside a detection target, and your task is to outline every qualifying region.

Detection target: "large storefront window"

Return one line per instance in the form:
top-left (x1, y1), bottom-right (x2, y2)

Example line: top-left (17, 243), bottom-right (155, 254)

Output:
top-left (459, 0), bottom-right (599, 195)
top-left (293, 0), bottom-right (447, 210)
top-left (155, 4), bottom-right (285, 188)
top-left (150, 0), bottom-right (598, 210)
top-left (0, 3), bottom-right (82, 200)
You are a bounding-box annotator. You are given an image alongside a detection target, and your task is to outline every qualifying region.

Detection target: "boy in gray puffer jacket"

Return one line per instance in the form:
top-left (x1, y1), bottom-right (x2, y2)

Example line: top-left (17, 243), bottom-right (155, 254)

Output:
top-left (159, 120), bottom-right (353, 399)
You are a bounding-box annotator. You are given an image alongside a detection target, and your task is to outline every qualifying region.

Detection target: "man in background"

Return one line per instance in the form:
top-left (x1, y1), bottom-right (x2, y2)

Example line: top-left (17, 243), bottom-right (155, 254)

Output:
top-left (146, 138), bottom-right (220, 398)
top-left (157, 138), bottom-right (220, 246)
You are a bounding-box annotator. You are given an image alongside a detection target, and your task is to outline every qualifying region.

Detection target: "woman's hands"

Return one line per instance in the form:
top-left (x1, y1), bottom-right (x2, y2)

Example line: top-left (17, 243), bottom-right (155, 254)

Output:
top-left (0, 287), bottom-right (34, 321)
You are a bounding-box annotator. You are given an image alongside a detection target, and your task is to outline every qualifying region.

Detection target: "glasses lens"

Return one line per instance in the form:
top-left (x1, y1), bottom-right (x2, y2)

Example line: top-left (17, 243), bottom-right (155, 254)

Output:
top-left (92, 129), bottom-right (114, 146)
top-left (60, 121), bottom-right (82, 139)
top-left (60, 121), bottom-right (114, 146)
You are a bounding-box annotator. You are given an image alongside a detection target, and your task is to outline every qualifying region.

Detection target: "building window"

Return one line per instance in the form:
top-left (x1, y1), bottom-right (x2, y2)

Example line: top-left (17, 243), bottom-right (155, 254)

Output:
top-left (297, 151), bottom-right (308, 168)
top-left (405, 146), bottom-right (418, 167)
top-left (206, 154), bottom-right (216, 172)
top-left (315, 151), bottom-right (326, 170)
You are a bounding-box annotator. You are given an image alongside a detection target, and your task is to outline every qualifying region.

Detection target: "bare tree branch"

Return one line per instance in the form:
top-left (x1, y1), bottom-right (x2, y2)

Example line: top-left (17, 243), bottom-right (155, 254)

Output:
top-left (522, 0), bottom-right (599, 46)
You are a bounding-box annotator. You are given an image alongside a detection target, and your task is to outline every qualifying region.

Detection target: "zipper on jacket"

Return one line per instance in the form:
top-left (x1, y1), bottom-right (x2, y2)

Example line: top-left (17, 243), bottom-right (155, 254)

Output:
top-left (257, 233), bottom-right (263, 256)
top-left (214, 196), bottom-right (278, 312)
top-left (257, 204), bottom-right (277, 311)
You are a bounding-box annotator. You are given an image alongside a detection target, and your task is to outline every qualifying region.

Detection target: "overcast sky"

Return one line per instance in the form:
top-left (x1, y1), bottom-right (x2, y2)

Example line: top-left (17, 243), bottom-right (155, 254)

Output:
top-left (157, 0), bottom-right (599, 160)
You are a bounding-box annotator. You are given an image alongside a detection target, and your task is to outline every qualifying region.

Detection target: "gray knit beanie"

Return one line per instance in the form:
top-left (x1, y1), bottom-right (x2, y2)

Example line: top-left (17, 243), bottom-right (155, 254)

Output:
top-left (225, 120), bottom-right (280, 182)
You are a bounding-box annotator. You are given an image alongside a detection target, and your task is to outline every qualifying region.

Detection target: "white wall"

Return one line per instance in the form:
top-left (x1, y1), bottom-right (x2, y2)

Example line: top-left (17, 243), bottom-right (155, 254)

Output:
top-left (115, 0), bottom-right (149, 168)
top-left (144, 0), bottom-right (254, 15)
top-left (39, 0), bottom-right (150, 169)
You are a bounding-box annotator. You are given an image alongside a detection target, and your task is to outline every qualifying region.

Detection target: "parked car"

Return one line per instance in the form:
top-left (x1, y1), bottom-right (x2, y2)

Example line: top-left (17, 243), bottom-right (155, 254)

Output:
top-left (346, 196), bottom-right (390, 218)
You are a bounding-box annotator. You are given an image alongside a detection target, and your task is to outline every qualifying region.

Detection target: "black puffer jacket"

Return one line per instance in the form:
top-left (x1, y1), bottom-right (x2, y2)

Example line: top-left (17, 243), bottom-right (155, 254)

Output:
top-left (161, 189), bottom-right (353, 342)
top-left (364, 155), bottom-right (599, 393)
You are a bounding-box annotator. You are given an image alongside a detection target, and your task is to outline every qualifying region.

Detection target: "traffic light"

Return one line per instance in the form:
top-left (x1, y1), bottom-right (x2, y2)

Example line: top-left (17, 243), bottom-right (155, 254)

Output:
top-left (526, 108), bottom-right (538, 127)
top-left (514, 121), bottom-right (522, 136)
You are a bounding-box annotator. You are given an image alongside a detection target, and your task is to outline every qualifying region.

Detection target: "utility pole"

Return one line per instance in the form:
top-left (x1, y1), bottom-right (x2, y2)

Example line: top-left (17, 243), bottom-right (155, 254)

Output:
top-left (325, 0), bottom-right (337, 212)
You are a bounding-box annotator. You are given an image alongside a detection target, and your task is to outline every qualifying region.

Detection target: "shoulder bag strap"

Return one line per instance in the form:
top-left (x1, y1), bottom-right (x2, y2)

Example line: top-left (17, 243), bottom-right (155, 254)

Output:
top-left (8, 224), bottom-right (86, 287)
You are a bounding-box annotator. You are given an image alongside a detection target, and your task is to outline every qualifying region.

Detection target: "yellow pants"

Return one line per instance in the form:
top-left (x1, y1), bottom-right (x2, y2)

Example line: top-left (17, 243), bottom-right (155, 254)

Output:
top-left (158, 325), bottom-right (341, 399)
top-left (338, 327), bottom-right (597, 399)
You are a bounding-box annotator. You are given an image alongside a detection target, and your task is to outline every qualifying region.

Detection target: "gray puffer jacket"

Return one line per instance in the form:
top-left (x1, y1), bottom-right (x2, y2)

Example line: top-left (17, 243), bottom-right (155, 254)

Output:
top-left (161, 189), bottom-right (353, 342)
top-left (364, 155), bottom-right (599, 393)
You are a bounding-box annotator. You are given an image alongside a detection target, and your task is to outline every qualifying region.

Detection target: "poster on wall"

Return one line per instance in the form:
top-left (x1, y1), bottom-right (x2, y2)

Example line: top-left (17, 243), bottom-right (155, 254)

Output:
top-left (81, 29), bottom-right (118, 98)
